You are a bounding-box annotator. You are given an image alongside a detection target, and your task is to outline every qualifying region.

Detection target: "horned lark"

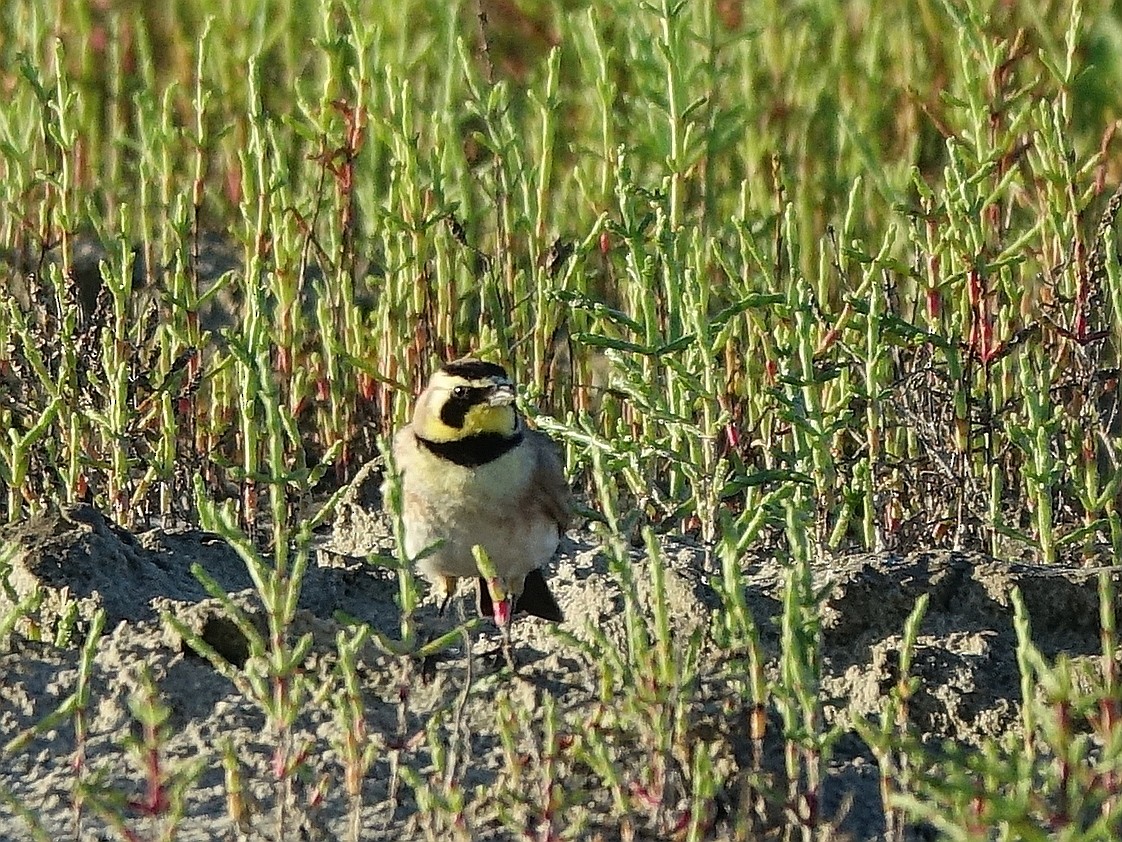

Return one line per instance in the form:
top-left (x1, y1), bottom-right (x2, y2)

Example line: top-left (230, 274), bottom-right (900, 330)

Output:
top-left (392, 358), bottom-right (569, 626)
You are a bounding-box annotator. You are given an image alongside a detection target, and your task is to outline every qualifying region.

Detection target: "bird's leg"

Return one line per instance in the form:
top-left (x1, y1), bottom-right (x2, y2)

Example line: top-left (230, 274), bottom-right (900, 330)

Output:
top-left (437, 575), bottom-right (459, 616)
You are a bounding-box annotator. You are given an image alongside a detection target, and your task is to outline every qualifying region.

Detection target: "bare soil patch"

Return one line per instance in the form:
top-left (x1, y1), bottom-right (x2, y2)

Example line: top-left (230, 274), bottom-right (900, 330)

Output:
top-left (0, 498), bottom-right (1110, 840)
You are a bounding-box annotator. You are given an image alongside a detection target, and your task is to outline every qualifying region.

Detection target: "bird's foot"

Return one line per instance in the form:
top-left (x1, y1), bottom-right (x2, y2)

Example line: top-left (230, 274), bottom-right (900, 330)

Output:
top-left (437, 592), bottom-right (454, 617)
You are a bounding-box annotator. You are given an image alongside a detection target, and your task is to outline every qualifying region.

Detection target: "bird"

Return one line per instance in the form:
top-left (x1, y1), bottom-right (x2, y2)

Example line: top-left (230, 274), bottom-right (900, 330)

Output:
top-left (391, 357), bottom-right (569, 629)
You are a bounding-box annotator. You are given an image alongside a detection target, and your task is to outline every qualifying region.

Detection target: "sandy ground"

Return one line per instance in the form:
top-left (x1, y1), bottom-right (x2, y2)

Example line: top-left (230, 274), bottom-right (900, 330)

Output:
top-left (0, 476), bottom-right (1113, 840)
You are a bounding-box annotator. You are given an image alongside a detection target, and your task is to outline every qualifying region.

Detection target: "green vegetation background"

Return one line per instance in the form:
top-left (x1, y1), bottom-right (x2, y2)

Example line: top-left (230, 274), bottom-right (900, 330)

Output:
top-left (2, 0), bottom-right (1122, 555)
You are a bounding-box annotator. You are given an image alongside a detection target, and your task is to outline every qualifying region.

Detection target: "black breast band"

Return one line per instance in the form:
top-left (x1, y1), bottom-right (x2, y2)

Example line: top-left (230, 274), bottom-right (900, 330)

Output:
top-left (417, 432), bottom-right (523, 467)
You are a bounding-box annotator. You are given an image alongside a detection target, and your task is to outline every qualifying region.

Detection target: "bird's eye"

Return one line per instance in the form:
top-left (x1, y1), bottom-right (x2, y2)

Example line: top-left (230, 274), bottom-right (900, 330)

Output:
top-left (451, 385), bottom-right (468, 400)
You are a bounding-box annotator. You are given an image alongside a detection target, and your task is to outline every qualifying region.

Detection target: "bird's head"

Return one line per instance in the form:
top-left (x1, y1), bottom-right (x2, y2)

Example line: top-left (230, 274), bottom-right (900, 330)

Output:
top-left (412, 358), bottom-right (519, 442)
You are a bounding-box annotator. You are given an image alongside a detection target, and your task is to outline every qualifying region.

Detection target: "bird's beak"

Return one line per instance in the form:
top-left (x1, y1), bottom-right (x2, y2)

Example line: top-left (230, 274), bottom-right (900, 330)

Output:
top-left (487, 382), bottom-right (516, 406)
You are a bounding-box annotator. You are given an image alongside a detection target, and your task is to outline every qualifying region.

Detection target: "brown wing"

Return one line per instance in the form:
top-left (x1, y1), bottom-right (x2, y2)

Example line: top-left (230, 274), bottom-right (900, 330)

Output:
top-left (526, 429), bottom-right (572, 531)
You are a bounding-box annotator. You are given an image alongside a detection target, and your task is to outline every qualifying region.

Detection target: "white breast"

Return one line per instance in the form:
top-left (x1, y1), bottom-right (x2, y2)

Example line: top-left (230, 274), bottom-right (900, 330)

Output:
top-left (402, 441), bottom-right (557, 582)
